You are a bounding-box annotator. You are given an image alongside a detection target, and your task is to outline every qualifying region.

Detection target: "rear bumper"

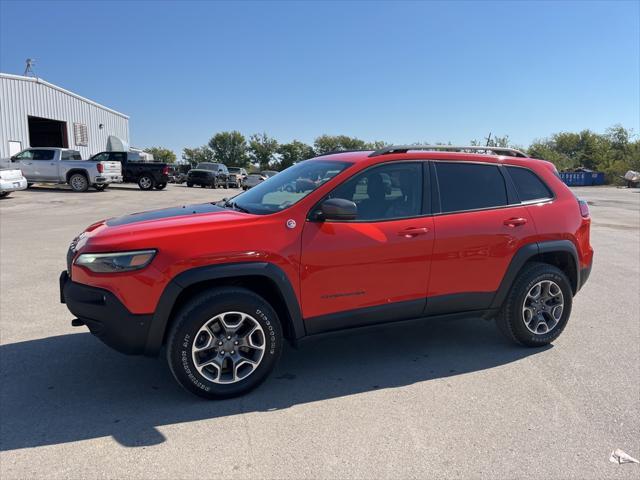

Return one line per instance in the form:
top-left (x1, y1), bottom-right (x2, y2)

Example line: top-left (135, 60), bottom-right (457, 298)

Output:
top-left (0, 177), bottom-right (27, 192)
top-left (59, 271), bottom-right (151, 355)
top-left (95, 174), bottom-right (123, 184)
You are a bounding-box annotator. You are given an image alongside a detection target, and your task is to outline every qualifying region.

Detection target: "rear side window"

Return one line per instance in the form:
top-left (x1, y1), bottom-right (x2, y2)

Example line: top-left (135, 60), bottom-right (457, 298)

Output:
top-left (32, 150), bottom-right (55, 161)
top-left (435, 163), bottom-right (507, 213)
top-left (507, 166), bottom-right (553, 202)
top-left (61, 150), bottom-right (82, 160)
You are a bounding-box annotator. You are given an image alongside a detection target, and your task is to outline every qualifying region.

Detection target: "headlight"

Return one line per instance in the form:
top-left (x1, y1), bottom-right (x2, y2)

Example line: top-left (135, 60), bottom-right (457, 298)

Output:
top-left (75, 250), bottom-right (156, 273)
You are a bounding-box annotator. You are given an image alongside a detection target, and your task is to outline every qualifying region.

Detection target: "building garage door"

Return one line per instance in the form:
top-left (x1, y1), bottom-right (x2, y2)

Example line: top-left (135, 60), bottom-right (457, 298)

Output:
top-left (28, 116), bottom-right (68, 148)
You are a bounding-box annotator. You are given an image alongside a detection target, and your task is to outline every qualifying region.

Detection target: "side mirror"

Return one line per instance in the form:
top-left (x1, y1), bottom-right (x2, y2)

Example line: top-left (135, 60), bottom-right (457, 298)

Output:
top-left (319, 198), bottom-right (357, 221)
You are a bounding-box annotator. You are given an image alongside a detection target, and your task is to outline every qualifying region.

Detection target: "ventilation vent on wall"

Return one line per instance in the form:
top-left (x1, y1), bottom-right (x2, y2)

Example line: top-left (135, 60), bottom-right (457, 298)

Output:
top-left (73, 123), bottom-right (88, 146)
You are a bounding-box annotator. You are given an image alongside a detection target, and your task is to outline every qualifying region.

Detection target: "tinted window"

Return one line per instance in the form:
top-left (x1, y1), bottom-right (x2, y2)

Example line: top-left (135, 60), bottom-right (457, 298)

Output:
top-left (435, 163), bottom-right (507, 213)
top-left (32, 150), bottom-right (55, 161)
top-left (329, 162), bottom-right (423, 221)
top-left (61, 150), bottom-right (82, 160)
top-left (92, 152), bottom-right (109, 162)
top-left (507, 166), bottom-right (553, 201)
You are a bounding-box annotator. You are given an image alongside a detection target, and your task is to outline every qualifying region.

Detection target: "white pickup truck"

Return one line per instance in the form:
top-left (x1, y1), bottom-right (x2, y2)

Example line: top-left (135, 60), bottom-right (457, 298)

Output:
top-left (4, 148), bottom-right (122, 192)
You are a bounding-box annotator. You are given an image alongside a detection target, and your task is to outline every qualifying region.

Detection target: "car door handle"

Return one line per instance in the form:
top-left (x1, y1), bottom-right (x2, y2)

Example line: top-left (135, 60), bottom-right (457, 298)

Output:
top-left (503, 217), bottom-right (528, 227)
top-left (398, 227), bottom-right (430, 237)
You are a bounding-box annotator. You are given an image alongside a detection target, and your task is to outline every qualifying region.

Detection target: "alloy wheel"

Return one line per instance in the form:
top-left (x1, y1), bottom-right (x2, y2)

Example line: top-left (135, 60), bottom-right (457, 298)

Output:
top-left (522, 280), bottom-right (564, 334)
top-left (191, 311), bottom-right (266, 384)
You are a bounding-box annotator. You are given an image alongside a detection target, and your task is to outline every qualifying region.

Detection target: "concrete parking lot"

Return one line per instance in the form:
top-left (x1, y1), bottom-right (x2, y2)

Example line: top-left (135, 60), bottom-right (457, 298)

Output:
top-left (1, 183), bottom-right (638, 479)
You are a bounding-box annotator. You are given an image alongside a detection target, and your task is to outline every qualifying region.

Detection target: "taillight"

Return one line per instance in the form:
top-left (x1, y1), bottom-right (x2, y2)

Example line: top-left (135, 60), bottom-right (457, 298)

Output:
top-left (97, 163), bottom-right (104, 173)
top-left (162, 166), bottom-right (169, 175)
top-left (578, 199), bottom-right (590, 218)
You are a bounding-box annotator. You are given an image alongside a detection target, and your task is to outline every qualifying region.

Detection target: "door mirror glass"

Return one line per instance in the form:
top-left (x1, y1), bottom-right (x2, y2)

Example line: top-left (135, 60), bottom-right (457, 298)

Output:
top-left (320, 198), bottom-right (357, 221)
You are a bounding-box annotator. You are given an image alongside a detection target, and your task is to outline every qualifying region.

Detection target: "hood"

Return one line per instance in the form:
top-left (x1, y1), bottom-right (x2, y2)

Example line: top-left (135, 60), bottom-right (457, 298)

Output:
top-left (106, 202), bottom-right (227, 226)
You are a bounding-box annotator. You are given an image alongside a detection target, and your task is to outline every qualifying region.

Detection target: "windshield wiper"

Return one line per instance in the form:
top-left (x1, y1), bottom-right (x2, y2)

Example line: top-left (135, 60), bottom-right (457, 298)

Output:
top-left (220, 199), bottom-right (251, 214)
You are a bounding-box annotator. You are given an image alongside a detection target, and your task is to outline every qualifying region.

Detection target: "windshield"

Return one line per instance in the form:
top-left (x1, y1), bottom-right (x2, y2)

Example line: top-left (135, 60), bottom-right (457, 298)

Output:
top-left (232, 160), bottom-right (352, 215)
top-left (196, 163), bottom-right (218, 171)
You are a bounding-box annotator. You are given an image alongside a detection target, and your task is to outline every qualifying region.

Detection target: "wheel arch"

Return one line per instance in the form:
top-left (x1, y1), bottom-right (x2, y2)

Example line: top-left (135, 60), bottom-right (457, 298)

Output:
top-left (145, 262), bottom-right (305, 355)
top-left (491, 240), bottom-right (580, 310)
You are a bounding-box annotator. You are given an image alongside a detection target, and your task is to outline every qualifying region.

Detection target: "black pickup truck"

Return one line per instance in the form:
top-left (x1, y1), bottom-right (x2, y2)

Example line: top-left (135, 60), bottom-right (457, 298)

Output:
top-left (90, 151), bottom-right (170, 190)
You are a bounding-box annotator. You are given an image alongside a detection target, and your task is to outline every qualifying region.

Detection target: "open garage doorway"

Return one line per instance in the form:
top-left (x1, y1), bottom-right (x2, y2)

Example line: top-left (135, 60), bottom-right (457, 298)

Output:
top-left (28, 116), bottom-right (68, 148)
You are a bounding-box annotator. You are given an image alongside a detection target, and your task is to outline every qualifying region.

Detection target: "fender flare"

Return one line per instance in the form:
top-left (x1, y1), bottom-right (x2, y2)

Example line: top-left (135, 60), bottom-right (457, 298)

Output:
top-left (144, 262), bottom-right (304, 355)
top-left (490, 240), bottom-right (579, 309)
top-left (65, 168), bottom-right (89, 182)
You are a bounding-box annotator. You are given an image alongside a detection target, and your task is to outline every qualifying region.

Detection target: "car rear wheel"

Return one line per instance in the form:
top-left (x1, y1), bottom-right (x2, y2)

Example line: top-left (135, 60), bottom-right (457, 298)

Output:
top-left (187, 182), bottom-right (193, 187)
top-left (138, 175), bottom-right (155, 190)
top-left (496, 262), bottom-right (572, 347)
top-left (69, 173), bottom-right (89, 192)
top-left (155, 183), bottom-right (167, 190)
top-left (167, 287), bottom-right (283, 399)
top-left (0, 192), bottom-right (10, 198)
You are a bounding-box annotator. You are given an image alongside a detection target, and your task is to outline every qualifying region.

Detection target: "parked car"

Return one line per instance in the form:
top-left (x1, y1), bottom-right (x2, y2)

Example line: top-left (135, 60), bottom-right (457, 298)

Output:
top-left (60, 145), bottom-right (593, 399)
top-left (227, 167), bottom-right (248, 188)
top-left (7, 148), bottom-right (122, 192)
top-left (186, 162), bottom-right (230, 188)
top-left (243, 173), bottom-right (266, 190)
top-left (0, 167), bottom-right (27, 198)
top-left (90, 151), bottom-right (169, 190)
top-left (260, 170), bottom-right (279, 178)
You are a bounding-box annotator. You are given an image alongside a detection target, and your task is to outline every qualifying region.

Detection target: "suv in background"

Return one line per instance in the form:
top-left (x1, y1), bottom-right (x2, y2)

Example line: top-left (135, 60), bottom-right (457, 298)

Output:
top-left (90, 151), bottom-right (170, 191)
top-left (186, 162), bottom-right (230, 189)
top-left (60, 145), bottom-right (593, 399)
top-left (7, 148), bottom-right (122, 192)
top-left (227, 167), bottom-right (248, 188)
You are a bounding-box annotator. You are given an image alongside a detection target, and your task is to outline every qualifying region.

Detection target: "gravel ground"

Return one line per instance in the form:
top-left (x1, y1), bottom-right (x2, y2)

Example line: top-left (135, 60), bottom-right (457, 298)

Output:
top-left (0, 183), bottom-right (638, 479)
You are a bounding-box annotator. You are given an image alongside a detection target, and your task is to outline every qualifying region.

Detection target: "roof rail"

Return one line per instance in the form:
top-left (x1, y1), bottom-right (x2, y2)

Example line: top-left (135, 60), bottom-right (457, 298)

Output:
top-left (369, 145), bottom-right (529, 158)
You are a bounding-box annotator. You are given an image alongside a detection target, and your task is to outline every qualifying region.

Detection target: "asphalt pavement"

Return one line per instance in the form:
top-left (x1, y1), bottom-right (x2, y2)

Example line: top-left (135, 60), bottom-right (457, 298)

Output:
top-left (0, 183), bottom-right (638, 479)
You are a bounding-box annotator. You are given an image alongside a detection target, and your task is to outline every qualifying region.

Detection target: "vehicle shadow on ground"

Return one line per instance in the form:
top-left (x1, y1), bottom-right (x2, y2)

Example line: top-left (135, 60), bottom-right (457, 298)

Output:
top-left (0, 316), bottom-right (548, 451)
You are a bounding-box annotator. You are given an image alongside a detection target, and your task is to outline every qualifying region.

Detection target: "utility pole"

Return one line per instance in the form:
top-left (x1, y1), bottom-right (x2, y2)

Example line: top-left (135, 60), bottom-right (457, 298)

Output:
top-left (485, 132), bottom-right (492, 147)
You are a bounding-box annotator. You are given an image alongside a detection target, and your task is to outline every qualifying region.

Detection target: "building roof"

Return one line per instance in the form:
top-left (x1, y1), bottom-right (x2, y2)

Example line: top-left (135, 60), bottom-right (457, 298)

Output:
top-left (0, 73), bottom-right (129, 119)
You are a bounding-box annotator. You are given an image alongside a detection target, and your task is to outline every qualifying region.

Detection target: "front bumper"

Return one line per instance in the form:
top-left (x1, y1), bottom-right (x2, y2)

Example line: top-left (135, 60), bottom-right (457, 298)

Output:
top-left (59, 271), bottom-right (151, 355)
top-left (0, 177), bottom-right (27, 193)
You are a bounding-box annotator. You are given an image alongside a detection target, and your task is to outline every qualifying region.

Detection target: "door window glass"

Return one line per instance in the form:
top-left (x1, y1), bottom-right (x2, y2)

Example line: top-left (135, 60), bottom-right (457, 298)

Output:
top-left (329, 163), bottom-right (423, 221)
top-left (32, 150), bottom-right (55, 161)
top-left (435, 163), bottom-right (507, 213)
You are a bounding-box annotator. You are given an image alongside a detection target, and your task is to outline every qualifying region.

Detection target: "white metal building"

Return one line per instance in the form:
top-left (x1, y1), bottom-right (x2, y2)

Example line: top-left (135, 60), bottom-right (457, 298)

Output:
top-left (0, 73), bottom-right (129, 159)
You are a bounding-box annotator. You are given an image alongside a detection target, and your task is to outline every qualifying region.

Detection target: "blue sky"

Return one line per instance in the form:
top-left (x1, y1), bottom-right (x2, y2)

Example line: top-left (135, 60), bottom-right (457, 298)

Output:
top-left (1, 0), bottom-right (638, 155)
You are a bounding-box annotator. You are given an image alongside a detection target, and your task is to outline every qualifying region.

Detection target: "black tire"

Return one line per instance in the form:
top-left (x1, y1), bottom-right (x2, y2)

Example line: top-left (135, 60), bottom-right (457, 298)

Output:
top-left (138, 175), bottom-right (155, 190)
top-left (26, 183), bottom-right (34, 189)
top-left (223, 181), bottom-right (229, 189)
top-left (167, 287), bottom-right (283, 399)
top-left (155, 183), bottom-right (167, 190)
top-left (187, 182), bottom-right (193, 188)
top-left (496, 262), bottom-right (573, 347)
top-left (69, 173), bottom-right (89, 192)
top-left (94, 184), bottom-right (109, 191)
top-left (0, 191), bottom-right (10, 198)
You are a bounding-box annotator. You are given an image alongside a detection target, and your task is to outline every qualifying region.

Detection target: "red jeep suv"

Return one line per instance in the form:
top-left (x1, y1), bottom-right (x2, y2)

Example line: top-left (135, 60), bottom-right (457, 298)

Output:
top-left (60, 145), bottom-right (593, 399)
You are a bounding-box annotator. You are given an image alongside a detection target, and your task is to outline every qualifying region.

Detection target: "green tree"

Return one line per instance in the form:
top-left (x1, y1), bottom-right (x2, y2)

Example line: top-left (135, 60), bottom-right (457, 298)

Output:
top-left (182, 146), bottom-right (215, 167)
top-left (208, 131), bottom-right (249, 167)
top-left (248, 132), bottom-right (279, 170)
top-left (314, 135), bottom-right (369, 154)
top-left (144, 147), bottom-right (176, 163)
top-left (276, 140), bottom-right (315, 170)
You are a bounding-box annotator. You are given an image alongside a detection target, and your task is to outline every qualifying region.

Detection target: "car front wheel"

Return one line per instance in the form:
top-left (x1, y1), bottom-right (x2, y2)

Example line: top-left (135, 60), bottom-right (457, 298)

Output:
top-left (167, 287), bottom-right (283, 399)
top-left (496, 262), bottom-right (573, 347)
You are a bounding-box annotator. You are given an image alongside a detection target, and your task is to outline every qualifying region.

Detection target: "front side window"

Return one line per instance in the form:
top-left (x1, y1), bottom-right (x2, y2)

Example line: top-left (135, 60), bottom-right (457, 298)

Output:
top-left (507, 166), bottom-right (553, 202)
top-left (327, 162), bottom-right (423, 221)
top-left (32, 150), bottom-right (55, 161)
top-left (435, 162), bottom-right (507, 213)
top-left (14, 150), bottom-right (34, 160)
top-left (92, 152), bottom-right (109, 162)
top-left (233, 160), bottom-right (352, 214)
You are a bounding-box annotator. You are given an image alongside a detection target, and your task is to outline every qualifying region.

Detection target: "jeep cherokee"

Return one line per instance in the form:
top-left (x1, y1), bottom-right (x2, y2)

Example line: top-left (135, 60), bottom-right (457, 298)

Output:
top-left (60, 145), bottom-right (593, 399)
